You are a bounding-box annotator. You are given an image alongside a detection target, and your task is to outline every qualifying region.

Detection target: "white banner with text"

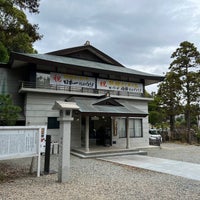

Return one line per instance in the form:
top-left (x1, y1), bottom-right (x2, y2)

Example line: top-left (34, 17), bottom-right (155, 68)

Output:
top-left (97, 78), bottom-right (143, 93)
top-left (50, 72), bottom-right (144, 93)
top-left (50, 73), bottom-right (95, 89)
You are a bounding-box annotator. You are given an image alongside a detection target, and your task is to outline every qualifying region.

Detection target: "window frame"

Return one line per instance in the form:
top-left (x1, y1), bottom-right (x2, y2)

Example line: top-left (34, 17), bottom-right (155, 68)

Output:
top-left (116, 117), bottom-right (127, 138)
top-left (47, 117), bottom-right (60, 129)
top-left (129, 118), bottom-right (143, 138)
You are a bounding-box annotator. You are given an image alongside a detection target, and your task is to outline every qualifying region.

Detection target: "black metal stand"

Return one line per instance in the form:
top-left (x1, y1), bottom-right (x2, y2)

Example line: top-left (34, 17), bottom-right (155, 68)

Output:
top-left (44, 135), bottom-right (51, 174)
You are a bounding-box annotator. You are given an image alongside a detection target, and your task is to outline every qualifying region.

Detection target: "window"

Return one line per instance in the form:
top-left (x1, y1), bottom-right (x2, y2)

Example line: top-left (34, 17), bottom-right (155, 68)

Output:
top-left (36, 72), bottom-right (50, 87)
top-left (129, 119), bottom-right (143, 138)
top-left (116, 118), bottom-right (126, 138)
top-left (47, 117), bottom-right (59, 129)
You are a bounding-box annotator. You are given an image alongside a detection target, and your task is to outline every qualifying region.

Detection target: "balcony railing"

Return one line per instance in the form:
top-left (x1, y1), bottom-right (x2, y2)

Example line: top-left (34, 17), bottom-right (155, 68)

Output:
top-left (19, 81), bottom-right (143, 97)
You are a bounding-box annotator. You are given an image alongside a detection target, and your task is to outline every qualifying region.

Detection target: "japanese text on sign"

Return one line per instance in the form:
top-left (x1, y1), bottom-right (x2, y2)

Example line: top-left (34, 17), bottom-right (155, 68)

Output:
top-left (50, 73), bottom-right (95, 89)
top-left (97, 78), bottom-right (143, 93)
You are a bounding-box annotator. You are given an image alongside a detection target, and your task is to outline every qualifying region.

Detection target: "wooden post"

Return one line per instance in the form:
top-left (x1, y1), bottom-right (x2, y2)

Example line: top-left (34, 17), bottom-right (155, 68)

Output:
top-left (85, 116), bottom-right (90, 152)
top-left (126, 117), bottom-right (130, 149)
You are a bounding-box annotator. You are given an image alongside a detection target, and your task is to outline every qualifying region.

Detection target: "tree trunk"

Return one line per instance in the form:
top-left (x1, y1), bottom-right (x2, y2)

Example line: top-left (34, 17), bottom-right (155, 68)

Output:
top-left (186, 69), bottom-right (191, 144)
top-left (170, 115), bottom-right (175, 140)
top-left (186, 108), bottom-right (191, 144)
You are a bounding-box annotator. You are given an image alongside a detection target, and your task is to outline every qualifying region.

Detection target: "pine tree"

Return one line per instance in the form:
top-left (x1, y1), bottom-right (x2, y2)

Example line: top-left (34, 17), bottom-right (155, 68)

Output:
top-left (0, 94), bottom-right (21, 125)
top-left (157, 71), bottom-right (182, 139)
top-left (169, 41), bottom-right (200, 143)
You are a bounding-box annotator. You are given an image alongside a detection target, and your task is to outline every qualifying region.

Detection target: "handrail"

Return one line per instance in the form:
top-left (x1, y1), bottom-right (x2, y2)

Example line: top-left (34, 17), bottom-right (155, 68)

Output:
top-left (19, 81), bottom-right (143, 97)
top-left (20, 81), bottom-right (95, 93)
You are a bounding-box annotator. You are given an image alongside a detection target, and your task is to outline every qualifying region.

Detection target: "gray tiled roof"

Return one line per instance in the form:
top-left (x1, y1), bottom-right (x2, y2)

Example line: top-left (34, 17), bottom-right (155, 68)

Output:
top-left (11, 52), bottom-right (164, 85)
top-left (14, 52), bottom-right (163, 78)
top-left (67, 97), bottom-right (147, 116)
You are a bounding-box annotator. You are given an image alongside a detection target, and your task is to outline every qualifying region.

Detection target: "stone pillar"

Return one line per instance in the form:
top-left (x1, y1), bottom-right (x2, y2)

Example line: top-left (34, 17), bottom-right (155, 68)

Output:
top-left (57, 111), bottom-right (73, 183)
top-left (52, 101), bottom-right (79, 183)
top-left (85, 116), bottom-right (90, 152)
top-left (126, 117), bottom-right (130, 149)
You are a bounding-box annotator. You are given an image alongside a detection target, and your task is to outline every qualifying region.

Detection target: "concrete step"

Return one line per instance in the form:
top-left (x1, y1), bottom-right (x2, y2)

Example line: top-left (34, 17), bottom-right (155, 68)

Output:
top-left (71, 149), bottom-right (147, 159)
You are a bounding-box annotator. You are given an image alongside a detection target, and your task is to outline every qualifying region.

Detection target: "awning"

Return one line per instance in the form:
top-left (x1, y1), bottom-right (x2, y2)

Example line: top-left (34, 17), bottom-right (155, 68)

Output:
top-left (66, 97), bottom-right (148, 117)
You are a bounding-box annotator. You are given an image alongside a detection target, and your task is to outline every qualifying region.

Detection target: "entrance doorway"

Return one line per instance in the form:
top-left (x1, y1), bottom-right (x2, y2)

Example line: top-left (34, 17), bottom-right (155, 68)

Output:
top-left (89, 116), bottom-right (112, 146)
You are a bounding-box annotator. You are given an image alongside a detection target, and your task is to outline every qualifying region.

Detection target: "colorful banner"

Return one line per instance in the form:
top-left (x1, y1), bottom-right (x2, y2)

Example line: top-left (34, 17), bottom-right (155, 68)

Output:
top-left (50, 72), bottom-right (143, 93)
top-left (50, 73), bottom-right (95, 89)
top-left (97, 78), bottom-right (143, 93)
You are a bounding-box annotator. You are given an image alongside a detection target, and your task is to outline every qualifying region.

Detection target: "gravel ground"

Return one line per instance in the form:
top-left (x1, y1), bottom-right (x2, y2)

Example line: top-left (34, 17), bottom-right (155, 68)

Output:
top-left (147, 142), bottom-right (200, 164)
top-left (0, 143), bottom-right (200, 200)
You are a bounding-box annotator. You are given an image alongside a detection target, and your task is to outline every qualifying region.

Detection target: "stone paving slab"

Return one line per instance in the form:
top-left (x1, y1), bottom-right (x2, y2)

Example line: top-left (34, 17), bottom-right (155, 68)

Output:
top-left (99, 155), bottom-right (200, 181)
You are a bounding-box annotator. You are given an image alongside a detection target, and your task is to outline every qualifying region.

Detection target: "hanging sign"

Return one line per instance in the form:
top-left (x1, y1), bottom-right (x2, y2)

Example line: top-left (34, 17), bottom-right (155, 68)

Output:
top-left (97, 78), bottom-right (143, 93)
top-left (50, 73), bottom-right (95, 89)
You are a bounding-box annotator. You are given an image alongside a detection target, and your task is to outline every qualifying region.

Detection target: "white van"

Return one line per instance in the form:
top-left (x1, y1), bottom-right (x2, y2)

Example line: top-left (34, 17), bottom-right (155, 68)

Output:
top-left (149, 129), bottom-right (162, 144)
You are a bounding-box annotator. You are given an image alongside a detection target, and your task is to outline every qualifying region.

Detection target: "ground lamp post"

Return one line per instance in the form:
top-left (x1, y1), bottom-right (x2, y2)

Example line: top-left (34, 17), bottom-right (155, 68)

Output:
top-left (52, 101), bottom-right (79, 183)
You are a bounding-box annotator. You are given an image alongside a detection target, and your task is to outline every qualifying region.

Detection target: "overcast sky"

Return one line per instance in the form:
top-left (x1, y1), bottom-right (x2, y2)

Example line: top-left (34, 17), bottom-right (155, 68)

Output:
top-left (27, 0), bottom-right (200, 93)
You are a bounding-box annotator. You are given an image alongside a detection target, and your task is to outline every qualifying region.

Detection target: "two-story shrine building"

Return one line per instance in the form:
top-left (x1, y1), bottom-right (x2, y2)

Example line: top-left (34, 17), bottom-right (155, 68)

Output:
top-left (0, 42), bottom-right (164, 153)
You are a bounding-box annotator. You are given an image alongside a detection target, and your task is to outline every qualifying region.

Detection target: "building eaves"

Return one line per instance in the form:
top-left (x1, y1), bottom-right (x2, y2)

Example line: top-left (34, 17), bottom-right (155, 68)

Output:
top-left (10, 52), bottom-right (164, 85)
top-left (67, 96), bottom-right (147, 117)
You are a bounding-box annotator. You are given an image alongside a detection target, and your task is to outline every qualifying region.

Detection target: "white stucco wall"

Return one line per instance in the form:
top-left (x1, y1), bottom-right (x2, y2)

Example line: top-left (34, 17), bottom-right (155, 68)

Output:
top-left (25, 92), bottom-right (150, 149)
top-left (25, 93), bottom-right (81, 147)
top-left (112, 116), bottom-right (149, 149)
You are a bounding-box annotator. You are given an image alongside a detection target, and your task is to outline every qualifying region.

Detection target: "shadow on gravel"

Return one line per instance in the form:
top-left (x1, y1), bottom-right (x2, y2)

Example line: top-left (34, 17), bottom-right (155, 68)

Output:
top-left (0, 163), bottom-right (34, 183)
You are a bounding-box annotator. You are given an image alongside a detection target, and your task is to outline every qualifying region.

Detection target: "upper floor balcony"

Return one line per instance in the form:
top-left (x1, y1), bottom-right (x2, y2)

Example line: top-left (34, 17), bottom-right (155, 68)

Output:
top-left (19, 81), bottom-right (149, 100)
